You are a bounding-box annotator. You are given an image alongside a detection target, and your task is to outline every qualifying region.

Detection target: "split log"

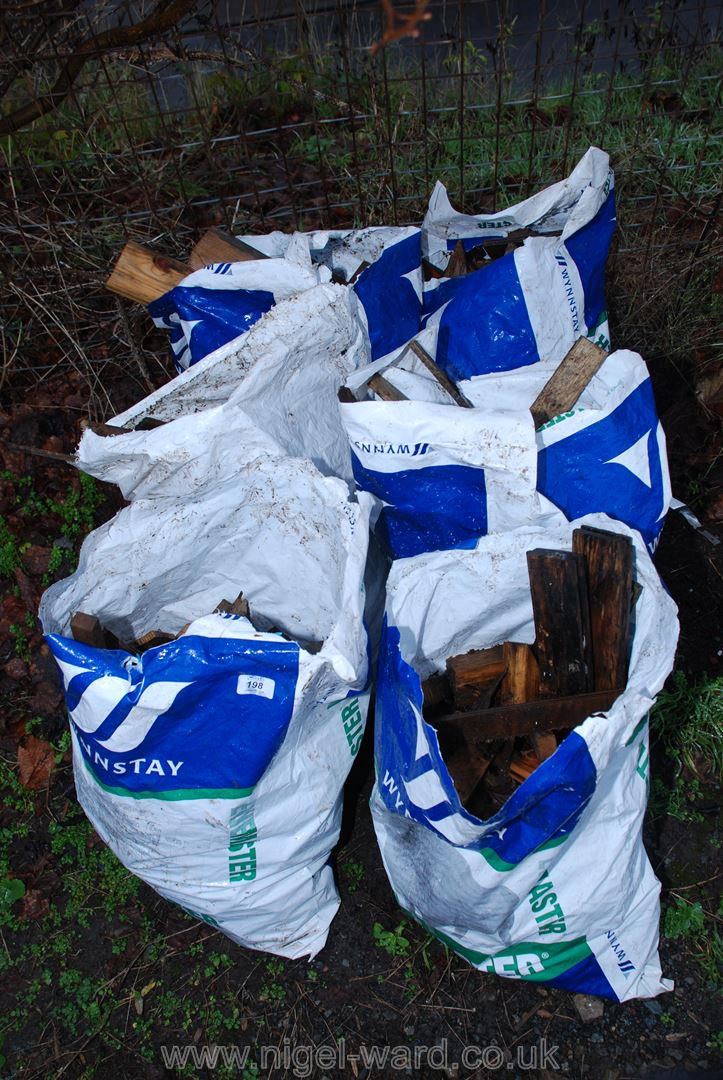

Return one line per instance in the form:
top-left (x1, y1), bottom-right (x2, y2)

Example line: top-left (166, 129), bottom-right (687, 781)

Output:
top-left (368, 373), bottom-right (408, 401)
top-left (530, 337), bottom-right (609, 429)
top-left (422, 672), bottom-right (450, 710)
top-left (188, 228), bottom-right (267, 271)
top-left (70, 612), bottom-right (124, 650)
top-left (106, 241), bottom-right (191, 305)
top-left (509, 750), bottom-right (541, 783)
top-left (530, 732), bottom-right (558, 762)
top-left (446, 239), bottom-right (468, 278)
top-left (215, 592), bottom-right (250, 618)
top-left (498, 641), bottom-right (540, 705)
top-left (422, 258), bottom-right (445, 281)
top-left (527, 549), bottom-right (593, 696)
top-left (338, 387), bottom-right (358, 403)
top-left (446, 645), bottom-right (506, 711)
top-left (407, 340), bottom-right (473, 408)
top-left (70, 612), bottom-right (107, 648)
top-left (572, 526), bottom-right (633, 691)
top-left (133, 629), bottom-right (176, 652)
top-left (444, 744), bottom-right (493, 804)
top-left (429, 689), bottom-right (620, 743)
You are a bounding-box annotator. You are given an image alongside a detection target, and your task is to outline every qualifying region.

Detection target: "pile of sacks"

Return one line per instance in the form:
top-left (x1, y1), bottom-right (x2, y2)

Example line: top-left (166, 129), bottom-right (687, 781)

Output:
top-left (41, 147), bottom-right (677, 1000)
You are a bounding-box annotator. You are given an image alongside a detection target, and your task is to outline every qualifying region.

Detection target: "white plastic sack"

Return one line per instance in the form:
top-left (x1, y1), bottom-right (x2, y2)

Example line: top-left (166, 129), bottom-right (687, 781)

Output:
top-left (421, 146), bottom-right (614, 380)
top-left (341, 349), bottom-right (671, 557)
top-left (372, 514), bottom-right (678, 1000)
top-left (113, 283), bottom-right (369, 483)
top-left (40, 411), bottom-right (374, 958)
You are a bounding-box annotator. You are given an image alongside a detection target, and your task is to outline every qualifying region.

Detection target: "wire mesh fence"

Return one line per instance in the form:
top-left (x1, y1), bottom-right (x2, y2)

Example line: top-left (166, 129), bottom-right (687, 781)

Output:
top-left (1, 0), bottom-right (720, 411)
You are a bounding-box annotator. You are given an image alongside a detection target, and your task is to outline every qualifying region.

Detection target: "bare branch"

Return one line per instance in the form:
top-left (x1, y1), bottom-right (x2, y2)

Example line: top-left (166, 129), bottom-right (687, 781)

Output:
top-left (0, 0), bottom-right (197, 135)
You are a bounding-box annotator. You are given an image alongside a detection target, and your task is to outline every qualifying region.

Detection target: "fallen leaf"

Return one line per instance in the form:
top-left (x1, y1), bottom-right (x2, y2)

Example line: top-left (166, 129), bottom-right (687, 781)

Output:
top-left (17, 735), bottom-right (55, 790)
top-left (20, 888), bottom-right (50, 920)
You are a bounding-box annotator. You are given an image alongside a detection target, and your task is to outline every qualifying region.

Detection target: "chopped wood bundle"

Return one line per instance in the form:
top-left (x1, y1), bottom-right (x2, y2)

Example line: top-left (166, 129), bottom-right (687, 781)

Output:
top-left (106, 230), bottom-right (267, 305)
top-left (68, 591), bottom-right (319, 655)
top-left (421, 228), bottom-right (563, 281)
top-left (421, 527), bottom-right (635, 813)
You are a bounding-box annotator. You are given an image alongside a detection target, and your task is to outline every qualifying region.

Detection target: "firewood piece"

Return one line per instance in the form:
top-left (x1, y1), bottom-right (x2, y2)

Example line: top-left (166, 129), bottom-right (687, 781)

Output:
top-left (429, 689), bottom-right (620, 743)
top-left (422, 258), bottom-right (445, 281)
top-left (527, 549), bottom-right (593, 696)
top-left (422, 672), bottom-right (450, 710)
top-left (530, 337), bottom-right (609, 429)
top-left (70, 612), bottom-right (105, 648)
top-left (446, 645), bottom-right (506, 711)
top-left (338, 386), bottom-right (358, 403)
top-left (407, 340), bottom-right (473, 408)
top-left (572, 526), bottom-right (634, 692)
top-left (134, 629), bottom-right (175, 652)
top-left (188, 228), bottom-right (267, 271)
top-left (509, 749), bottom-right (541, 783)
top-left (215, 592), bottom-right (250, 618)
top-left (106, 241), bottom-right (191, 305)
top-left (71, 612), bottom-right (114, 649)
top-left (368, 373), bottom-right (408, 401)
top-left (445, 744), bottom-right (493, 804)
top-left (531, 732), bottom-right (557, 762)
top-left (446, 240), bottom-right (468, 278)
top-left (498, 641), bottom-right (540, 704)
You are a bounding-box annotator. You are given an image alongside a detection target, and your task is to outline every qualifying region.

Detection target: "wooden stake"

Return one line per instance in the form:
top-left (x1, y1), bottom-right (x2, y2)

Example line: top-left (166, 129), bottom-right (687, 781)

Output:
top-left (572, 526), bottom-right (634, 691)
top-left (105, 241), bottom-right (191, 305)
top-left (188, 228), bottom-right (267, 271)
top-left (407, 340), bottom-right (473, 408)
top-left (530, 337), bottom-right (609, 429)
top-left (368, 373), bottom-right (408, 401)
top-left (527, 549), bottom-right (593, 696)
top-left (429, 689), bottom-right (620, 743)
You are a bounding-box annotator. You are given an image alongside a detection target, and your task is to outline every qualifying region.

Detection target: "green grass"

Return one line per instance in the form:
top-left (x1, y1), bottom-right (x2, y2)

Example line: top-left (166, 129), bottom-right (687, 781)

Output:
top-left (651, 671), bottom-right (723, 779)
